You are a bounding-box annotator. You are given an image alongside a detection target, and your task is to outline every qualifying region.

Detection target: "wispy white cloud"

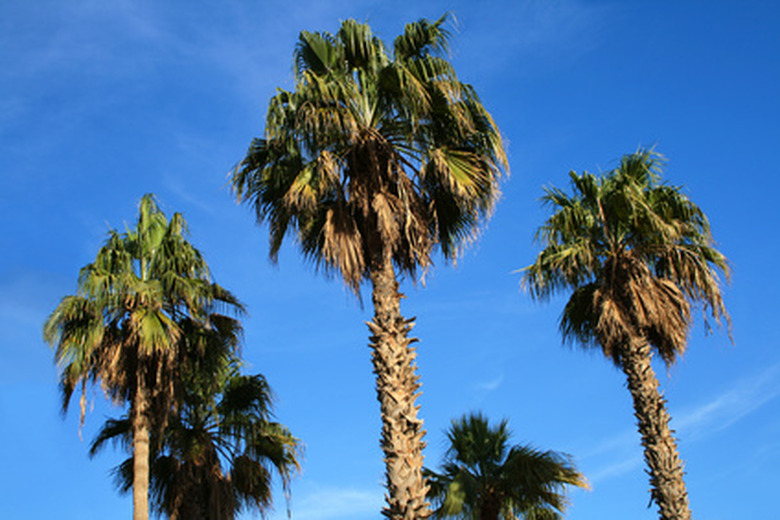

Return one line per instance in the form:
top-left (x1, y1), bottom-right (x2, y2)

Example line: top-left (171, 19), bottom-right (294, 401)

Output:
top-left (578, 426), bottom-right (640, 485)
top-left (0, 270), bottom-right (71, 383)
top-left (0, 271), bottom-right (61, 330)
top-left (455, 0), bottom-right (614, 76)
top-left (162, 172), bottom-right (219, 216)
top-left (587, 454), bottom-right (642, 484)
top-left (674, 362), bottom-right (780, 439)
top-left (583, 363), bottom-right (780, 483)
top-left (4, 0), bottom-right (170, 80)
top-left (580, 427), bottom-right (636, 461)
top-left (476, 373), bottom-right (504, 392)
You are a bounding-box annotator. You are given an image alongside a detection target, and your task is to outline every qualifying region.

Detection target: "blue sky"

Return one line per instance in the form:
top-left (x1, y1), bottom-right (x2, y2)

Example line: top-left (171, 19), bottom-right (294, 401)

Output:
top-left (1, 1), bottom-right (778, 519)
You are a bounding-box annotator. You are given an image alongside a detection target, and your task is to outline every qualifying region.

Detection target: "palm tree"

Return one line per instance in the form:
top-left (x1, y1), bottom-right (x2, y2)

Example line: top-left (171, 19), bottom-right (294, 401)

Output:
top-left (522, 149), bottom-right (730, 520)
top-left (424, 413), bottom-right (586, 520)
top-left (44, 194), bottom-right (243, 520)
top-left (231, 14), bottom-right (507, 519)
top-left (91, 355), bottom-right (301, 520)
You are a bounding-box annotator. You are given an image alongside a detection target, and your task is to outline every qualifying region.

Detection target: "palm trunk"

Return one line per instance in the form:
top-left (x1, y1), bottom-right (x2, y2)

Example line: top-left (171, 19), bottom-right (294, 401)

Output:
top-left (368, 255), bottom-right (430, 520)
top-left (621, 337), bottom-right (691, 520)
top-left (133, 376), bottom-right (151, 520)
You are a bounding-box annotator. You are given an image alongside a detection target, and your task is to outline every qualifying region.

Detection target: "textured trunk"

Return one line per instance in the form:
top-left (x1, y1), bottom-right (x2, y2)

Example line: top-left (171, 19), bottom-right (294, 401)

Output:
top-left (133, 377), bottom-right (151, 520)
top-left (621, 337), bottom-right (691, 520)
top-left (368, 255), bottom-right (430, 520)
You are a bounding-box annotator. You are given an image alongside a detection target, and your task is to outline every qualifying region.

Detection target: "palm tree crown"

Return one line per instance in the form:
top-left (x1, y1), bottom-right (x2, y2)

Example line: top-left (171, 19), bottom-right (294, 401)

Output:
top-left (425, 413), bottom-right (587, 520)
top-left (232, 13), bottom-right (507, 289)
top-left (522, 149), bottom-right (730, 520)
top-left (44, 194), bottom-right (244, 520)
top-left (91, 357), bottom-right (301, 520)
top-left (524, 149), bottom-right (729, 364)
top-left (231, 15), bottom-right (507, 520)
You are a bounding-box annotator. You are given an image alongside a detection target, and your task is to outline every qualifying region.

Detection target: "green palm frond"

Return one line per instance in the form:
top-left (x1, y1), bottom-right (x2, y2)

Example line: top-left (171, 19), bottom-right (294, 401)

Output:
top-left (295, 30), bottom-right (342, 78)
top-left (90, 417), bottom-right (132, 457)
top-left (93, 357), bottom-right (301, 520)
top-left (44, 193), bottom-right (247, 519)
top-left (338, 19), bottom-right (386, 72)
top-left (231, 14), bottom-right (506, 291)
top-left (523, 149), bottom-right (730, 366)
top-left (426, 413), bottom-right (586, 520)
top-left (231, 454), bottom-right (273, 512)
top-left (394, 13), bottom-right (453, 60)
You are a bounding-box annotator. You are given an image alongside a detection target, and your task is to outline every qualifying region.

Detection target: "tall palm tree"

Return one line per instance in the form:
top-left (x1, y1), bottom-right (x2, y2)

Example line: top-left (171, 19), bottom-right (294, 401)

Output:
top-left (44, 194), bottom-right (243, 520)
top-left (91, 356), bottom-right (301, 520)
top-left (424, 413), bottom-right (586, 520)
top-left (231, 14), bottom-right (507, 519)
top-left (522, 149), bottom-right (730, 520)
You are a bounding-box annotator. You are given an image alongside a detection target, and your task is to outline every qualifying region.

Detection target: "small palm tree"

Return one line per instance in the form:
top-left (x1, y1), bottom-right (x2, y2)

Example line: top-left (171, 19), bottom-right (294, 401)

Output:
top-left (44, 194), bottom-right (244, 520)
top-left (91, 355), bottom-right (301, 520)
top-left (231, 14), bottom-right (507, 519)
top-left (522, 149), bottom-right (730, 520)
top-left (424, 413), bottom-right (587, 520)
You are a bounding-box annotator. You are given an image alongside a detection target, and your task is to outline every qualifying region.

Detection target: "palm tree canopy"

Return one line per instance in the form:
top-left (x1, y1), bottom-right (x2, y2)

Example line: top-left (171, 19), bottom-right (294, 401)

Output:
top-left (231, 14), bottom-right (507, 291)
top-left (44, 194), bottom-right (246, 520)
top-left (522, 149), bottom-right (730, 365)
top-left (425, 413), bottom-right (587, 520)
top-left (44, 193), bottom-right (244, 423)
top-left (91, 356), bottom-right (302, 520)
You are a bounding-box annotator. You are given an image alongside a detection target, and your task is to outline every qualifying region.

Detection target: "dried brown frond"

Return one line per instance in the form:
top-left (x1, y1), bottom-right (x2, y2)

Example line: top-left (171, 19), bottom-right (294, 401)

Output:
top-left (321, 205), bottom-right (365, 290)
top-left (590, 255), bottom-right (692, 365)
